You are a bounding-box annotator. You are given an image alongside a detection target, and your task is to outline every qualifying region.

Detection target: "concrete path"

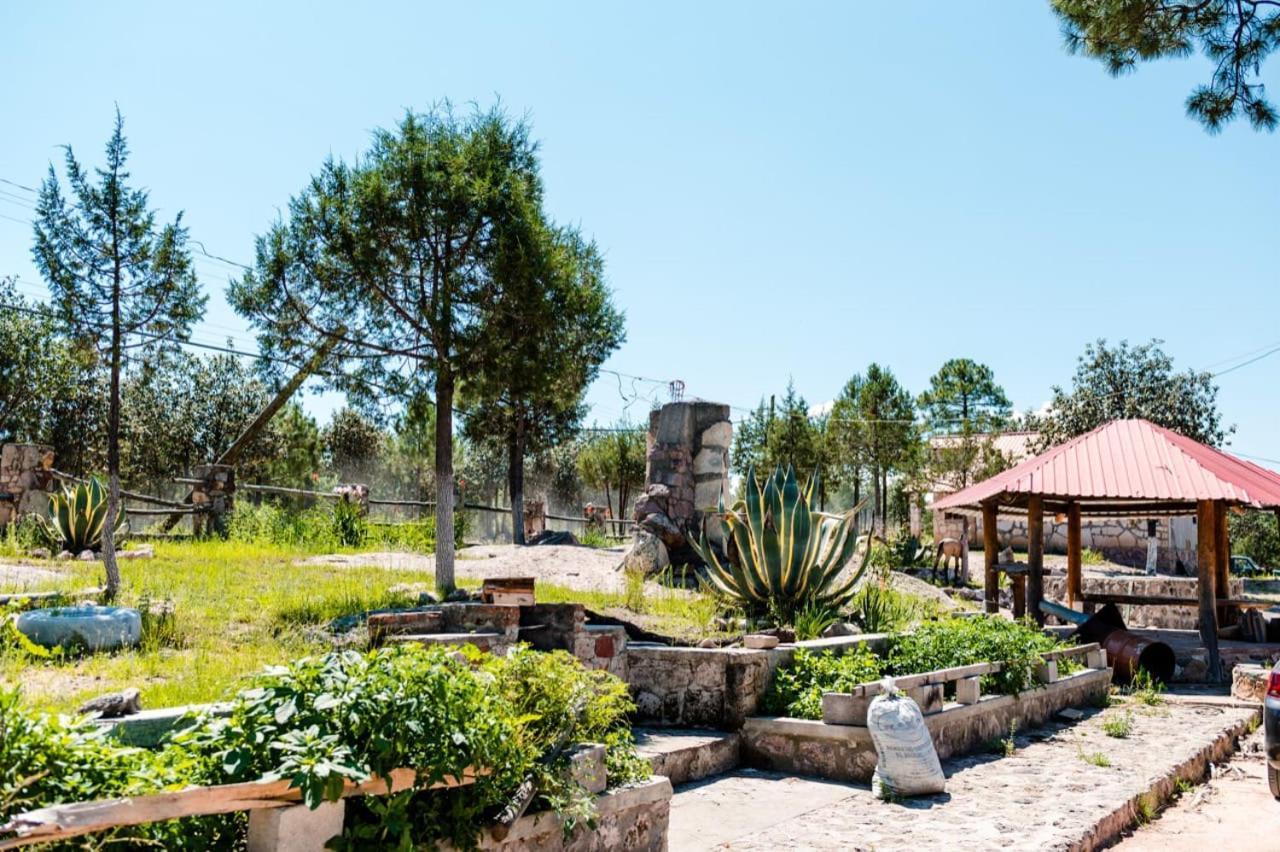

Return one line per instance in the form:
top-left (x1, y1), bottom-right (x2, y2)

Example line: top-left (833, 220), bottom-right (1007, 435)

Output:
top-left (669, 700), bottom-right (1256, 851)
top-left (1115, 728), bottom-right (1276, 851)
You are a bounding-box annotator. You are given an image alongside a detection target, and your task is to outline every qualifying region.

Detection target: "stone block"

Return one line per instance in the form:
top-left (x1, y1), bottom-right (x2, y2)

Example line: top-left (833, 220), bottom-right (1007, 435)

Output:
top-left (955, 676), bottom-right (981, 705)
top-left (743, 634), bottom-right (779, 650)
top-left (822, 692), bottom-right (870, 726)
top-left (247, 800), bottom-right (345, 852)
top-left (1232, 664), bottom-right (1269, 702)
top-left (566, 743), bottom-right (607, 795)
top-left (694, 480), bottom-right (725, 513)
top-left (1035, 660), bottom-right (1059, 684)
top-left (907, 683), bottom-right (944, 715)
top-left (698, 421), bottom-right (733, 451)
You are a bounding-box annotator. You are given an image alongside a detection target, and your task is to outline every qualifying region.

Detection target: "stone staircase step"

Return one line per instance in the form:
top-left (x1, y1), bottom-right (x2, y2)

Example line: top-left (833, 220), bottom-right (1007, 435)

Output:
top-left (634, 727), bottom-right (740, 787)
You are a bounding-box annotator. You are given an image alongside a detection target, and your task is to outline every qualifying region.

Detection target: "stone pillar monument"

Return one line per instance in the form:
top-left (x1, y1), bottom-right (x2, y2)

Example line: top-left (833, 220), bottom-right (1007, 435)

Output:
top-left (624, 401), bottom-right (732, 572)
top-left (0, 443), bottom-right (55, 530)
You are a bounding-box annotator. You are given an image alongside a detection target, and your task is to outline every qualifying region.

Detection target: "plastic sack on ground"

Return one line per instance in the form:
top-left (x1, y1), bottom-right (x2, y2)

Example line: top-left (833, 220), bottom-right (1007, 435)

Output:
top-left (867, 676), bottom-right (946, 798)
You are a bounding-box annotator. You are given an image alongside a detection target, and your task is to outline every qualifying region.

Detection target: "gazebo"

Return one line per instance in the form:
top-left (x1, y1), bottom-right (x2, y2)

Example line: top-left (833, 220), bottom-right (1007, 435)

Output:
top-left (932, 419), bottom-right (1280, 679)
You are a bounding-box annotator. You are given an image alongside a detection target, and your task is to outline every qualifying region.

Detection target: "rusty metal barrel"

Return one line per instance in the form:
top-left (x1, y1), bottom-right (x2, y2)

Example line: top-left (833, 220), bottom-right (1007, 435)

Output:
top-left (1039, 599), bottom-right (1175, 685)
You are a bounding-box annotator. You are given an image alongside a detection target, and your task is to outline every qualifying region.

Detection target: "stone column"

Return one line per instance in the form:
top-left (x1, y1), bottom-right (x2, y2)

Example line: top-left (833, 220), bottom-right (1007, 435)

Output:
top-left (628, 402), bottom-right (732, 571)
top-left (191, 464), bottom-right (235, 538)
top-left (0, 443), bottom-right (55, 530)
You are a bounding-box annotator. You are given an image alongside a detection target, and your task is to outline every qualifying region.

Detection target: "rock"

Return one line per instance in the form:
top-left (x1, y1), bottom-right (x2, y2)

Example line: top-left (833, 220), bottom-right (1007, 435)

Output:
top-left (822, 622), bottom-right (861, 638)
top-left (622, 530), bottom-right (669, 575)
top-left (78, 687), bottom-right (142, 718)
top-left (639, 511), bottom-right (685, 549)
top-left (744, 634), bottom-right (780, 650)
top-left (27, 548), bottom-right (50, 559)
top-left (445, 588), bottom-right (477, 603)
top-left (77, 549), bottom-right (97, 562)
top-left (698, 638), bottom-right (721, 648)
top-left (529, 530), bottom-right (579, 546)
top-left (118, 545), bottom-right (154, 560)
top-left (633, 484), bottom-right (671, 521)
top-left (1231, 663), bottom-right (1269, 702)
top-left (56, 550), bottom-right (73, 561)
top-left (1056, 707), bottom-right (1085, 722)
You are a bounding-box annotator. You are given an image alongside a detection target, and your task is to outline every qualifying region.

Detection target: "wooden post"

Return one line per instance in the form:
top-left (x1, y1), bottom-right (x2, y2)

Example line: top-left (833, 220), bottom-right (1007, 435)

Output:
top-left (983, 501), bottom-right (999, 614)
top-left (1026, 495), bottom-right (1045, 625)
top-left (1011, 575), bottom-right (1026, 619)
top-left (1196, 500), bottom-right (1223, 682)
top-left (1215, 502), bottom-right (1237, 627)
top-left (1066, 502), bottom-right (1082, 608)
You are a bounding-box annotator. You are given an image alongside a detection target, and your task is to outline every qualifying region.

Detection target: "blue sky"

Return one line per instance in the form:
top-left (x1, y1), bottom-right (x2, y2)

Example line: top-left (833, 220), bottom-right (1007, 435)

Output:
top-left (2, 2), bottom-right (1276, 465)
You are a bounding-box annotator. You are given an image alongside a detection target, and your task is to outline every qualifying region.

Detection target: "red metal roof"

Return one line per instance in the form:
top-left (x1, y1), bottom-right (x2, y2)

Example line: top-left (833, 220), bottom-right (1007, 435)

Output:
top-left (932, 419), bottom-right (1280, 512)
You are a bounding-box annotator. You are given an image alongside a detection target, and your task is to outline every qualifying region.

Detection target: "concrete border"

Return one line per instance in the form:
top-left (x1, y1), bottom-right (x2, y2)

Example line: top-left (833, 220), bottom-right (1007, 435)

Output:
top-left (741, 668), bottom-right (1112, 782)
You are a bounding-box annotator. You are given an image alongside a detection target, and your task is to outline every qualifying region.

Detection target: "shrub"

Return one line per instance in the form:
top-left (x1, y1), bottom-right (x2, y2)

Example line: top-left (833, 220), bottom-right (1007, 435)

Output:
top-left (886, 616), bottom-right (1061, 696)
top-left (850, 578), bottom-right (922, 634)
top-left (761, 647), bottom-right (882, 719)
top-left (577, 527), bottom-right (612, 549)
top-left (330, 500), bottom-right (368, 548)
top-left (43, 476), bottom-right (124, 553)
top-left (792, 601), bottom-right (841, 641)
top-left (1, 644), bottom-right (648, 850)
top-left (690, 466), bottom-right (868, 622)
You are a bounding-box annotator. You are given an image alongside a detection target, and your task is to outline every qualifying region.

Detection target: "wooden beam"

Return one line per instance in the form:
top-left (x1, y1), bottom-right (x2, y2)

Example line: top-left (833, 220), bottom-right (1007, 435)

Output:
top-left (982, 500), bottom-right (999, 614)
top-left (1066, 502), bottom-right (1082, 607)
top-left (0, 766), bottom-right (481, 849)
top-left (1195, 500), bottom-right (1223, 682)
top-left (1026, 494), bottom-right (1045, 625)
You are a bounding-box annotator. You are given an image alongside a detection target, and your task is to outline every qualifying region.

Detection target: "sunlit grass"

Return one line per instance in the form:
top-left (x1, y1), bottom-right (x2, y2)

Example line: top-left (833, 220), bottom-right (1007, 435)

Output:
top-left (2, 538), bottom-right (725, 713)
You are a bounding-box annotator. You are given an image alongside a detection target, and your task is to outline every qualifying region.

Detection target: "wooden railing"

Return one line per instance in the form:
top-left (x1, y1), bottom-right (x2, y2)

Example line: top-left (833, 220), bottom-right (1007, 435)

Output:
top-left (0, 767), bottom-right (483, 850)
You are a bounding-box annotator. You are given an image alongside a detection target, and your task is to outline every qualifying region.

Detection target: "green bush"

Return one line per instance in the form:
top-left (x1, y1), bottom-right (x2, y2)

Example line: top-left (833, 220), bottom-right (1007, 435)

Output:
top-left (228, 502), bottom-right (468, 553)
top-left (850, 580), bottom-right (924, 634)
top-left (761, 647), bottom-right (883, 719)
top-left (887, 616), bottom-right (1061, 696)
top-left (330, 500), bottom-right (368, 548)
top-left (1, 644), bottom-right (648, 850)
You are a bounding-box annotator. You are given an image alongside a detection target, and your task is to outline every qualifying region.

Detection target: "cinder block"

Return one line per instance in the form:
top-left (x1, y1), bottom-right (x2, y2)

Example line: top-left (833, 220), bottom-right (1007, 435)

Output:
top-left (955, 676), bottom-right (982, 705)
top-left (822, 692), bottom-right (870, 726)
top-left (247, 800), bottom-right (345, 852)
top-left (567, 742), bottom-right (607, 794)
top-left (1035, 660), bottom-right (1059, 684)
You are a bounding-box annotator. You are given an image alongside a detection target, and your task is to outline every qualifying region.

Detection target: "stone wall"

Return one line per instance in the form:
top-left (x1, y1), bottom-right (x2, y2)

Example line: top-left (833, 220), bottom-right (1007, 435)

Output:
top-left (936, 512), bottom-right (1200, 571)
top-left (1042, 573), bottom-right (1244, 630)
top-left (741, 668), bottom-right (1112, 783)
top-left (0, 443), bottom-right (54, 529)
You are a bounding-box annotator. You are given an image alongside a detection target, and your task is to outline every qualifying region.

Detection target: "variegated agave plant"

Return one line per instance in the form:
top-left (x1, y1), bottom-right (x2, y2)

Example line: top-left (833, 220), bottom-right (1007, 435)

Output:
top-left (44, 476), bottom-right (125, 553)
top-left (691, 465), bottom-right (868, 619)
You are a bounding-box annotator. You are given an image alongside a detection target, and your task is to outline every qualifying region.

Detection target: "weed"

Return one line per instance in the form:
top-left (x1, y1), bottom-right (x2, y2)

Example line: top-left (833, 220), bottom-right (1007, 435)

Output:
top-left (1121, 667), bottom-right (1166, 706)
top-left (989, 720), bottom-right (1018, 756)
top-left (1078, 749), bottom-right (1112, 767)
top-left (792, 601), bottom-right (841, 641)
top-left (1174, 778), bottom-right (1194, 795)
top-left (623, 567), bottom-right (647, 613)
top-left (1080, 548), bottom-right (1106, 566)
top-left (1134, 792), bottom-right (1156, 824)
top-left (1103, 710), bottom-right (1134, 738)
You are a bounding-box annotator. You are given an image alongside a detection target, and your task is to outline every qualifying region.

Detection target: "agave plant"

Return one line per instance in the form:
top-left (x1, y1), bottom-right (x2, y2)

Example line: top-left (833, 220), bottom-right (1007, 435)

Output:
top-left (691, 466), bottom-right (869, 620)
top-left (44, 476), bottom-right (125, 553)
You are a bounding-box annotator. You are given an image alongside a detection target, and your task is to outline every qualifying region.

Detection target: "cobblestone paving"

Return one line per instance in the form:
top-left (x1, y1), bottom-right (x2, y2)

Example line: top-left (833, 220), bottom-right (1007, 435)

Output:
top-left (670, 700), bottom-right (1256, 851)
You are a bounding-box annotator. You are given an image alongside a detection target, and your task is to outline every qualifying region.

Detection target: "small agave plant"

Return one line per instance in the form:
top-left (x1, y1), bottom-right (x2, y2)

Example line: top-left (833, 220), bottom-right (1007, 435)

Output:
top-left (691, 465), bottom-right (868, 620)
top-left (44, 476), bottom-right (125, 553)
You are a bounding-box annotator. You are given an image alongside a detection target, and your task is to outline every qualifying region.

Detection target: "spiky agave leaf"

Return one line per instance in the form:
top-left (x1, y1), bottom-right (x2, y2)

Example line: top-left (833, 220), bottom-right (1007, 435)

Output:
top-left (45, 476), bottom-right (124, 552)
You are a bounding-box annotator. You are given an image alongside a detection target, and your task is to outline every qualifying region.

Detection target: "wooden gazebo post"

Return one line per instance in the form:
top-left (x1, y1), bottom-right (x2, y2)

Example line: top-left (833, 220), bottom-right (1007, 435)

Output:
top-left (1026, 495), bottom-right (1045, 625)
top-left (982, 500), bottom-right (999, 615)
top-left (1195, 499), bottom-right (1223, 682)
top-left (1066, 502), bottom-right (1082, 608)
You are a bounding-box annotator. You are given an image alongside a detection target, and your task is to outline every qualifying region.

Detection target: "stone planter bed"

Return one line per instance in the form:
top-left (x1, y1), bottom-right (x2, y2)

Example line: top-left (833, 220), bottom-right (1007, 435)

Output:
top-left (741, 645), bottom-right (1113, 783)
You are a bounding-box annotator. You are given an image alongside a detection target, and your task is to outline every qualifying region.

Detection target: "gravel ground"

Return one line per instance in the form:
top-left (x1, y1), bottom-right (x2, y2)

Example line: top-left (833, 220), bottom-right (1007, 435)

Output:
top-left (299, 543), bottom-right (633, 592)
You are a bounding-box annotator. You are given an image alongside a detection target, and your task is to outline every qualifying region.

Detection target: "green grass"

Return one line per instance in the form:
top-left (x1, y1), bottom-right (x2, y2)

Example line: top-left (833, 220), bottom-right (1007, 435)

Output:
top-left (1103, 710), bottom-right (1134, 738)
top-left (2, 538), bottom-right (723, 713)
top-left (1078, 749), bottom-right (1112, 767)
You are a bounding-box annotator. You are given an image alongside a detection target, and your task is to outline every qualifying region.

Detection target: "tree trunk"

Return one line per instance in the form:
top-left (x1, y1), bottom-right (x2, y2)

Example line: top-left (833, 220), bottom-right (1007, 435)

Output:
top-left (434, 371), bottom-right (456, 594)
top-left (508, 419), bottom-right (526, 546)
top-left (101, 258), bottom-right (123, 601)
top-left (872, 466), bottom-right (883, 537)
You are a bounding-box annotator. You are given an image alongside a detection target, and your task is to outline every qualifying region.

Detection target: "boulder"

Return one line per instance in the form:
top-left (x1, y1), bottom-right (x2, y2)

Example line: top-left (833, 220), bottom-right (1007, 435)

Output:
top-left (27, 548), bottom-right (50, 560)
top-left (56, 550), bottom-right (73, 561)
top-left (822, 622), bottom-right (861, 638)
top-left (78, 687), bottom-right (142, 718)
top-left (639, 511), bottom-right (685, 550)
top-left (77, 549), bottom-right (97, 562)
top-left (118, 545), bottom-right (155, 560)
top-left (622, 530), bottom-right (669, 575)
top-left (632, 484), bottom-right (671, 521)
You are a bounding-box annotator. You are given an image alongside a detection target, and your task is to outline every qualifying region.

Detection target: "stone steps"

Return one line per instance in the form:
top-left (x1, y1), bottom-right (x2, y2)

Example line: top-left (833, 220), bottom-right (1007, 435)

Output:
top-left (634, 728), bottom-right (740, 787)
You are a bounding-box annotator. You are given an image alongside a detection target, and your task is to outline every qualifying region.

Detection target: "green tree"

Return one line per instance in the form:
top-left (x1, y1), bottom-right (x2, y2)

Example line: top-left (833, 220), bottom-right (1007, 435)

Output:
top-left (1051, 0), bottom-right (1280, 132)
top-left (731, 400), bottom-right (770, 479)
top-left (1230, 511), bottom-right (1280, 568)
top-left (852, 364), bottom-right (916, 532)
top-left (323, 407), bottom-right (385, 484)
top-left (828, 374), bottom-right (869, 514)
top-left (918, 358), bottom-right (1013, 492)
top-left (0, 277), bottom-right (94, 449)
top-left (576, 427), bottom-right (646, 520)
top-left (229, 105), bottom-right (540, 593)
top-left (383, 394), bottom-right (436, 502)
top-left (1036, 339), bottom-right (1230, 449)
top-left (32, 111), bottom-right (205, 597)
top-left (464, 222), bottom-right (624, 543)
top-left (260, 403), bottom-right (323, 492)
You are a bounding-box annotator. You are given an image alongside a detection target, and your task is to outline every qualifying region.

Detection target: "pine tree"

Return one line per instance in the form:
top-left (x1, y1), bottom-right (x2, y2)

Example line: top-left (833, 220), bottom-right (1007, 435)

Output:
top-left (33, 110), bottom-right (204, 597)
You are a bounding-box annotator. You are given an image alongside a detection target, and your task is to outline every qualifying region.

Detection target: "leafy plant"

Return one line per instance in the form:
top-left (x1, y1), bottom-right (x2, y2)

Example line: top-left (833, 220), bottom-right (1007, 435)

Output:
top-left (623, 567), bottom-right (647, 613)
top-left (43, 476), bottom-right (124, 553)
top-left (761, 647), bottom-right (882, 719)
top-left (988, 720), bottom-right (1018, 756)
top-left (1122, 667), bottom-right (1166, 707)
top-left (1080, 547), bottom-right (1105, 566)
top-left (330, 500), bottom-right (368, 548)
top-left (1103, 710), bottom-right (1133, 738)
top-left (792, 601), bottom-right (841, 641)
top-left (692, 466), bottom-right (868, 622)
top-left (851, 576), bottom-right (920, 634)
top-left (886, 616), bottom-right (1062, 696)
